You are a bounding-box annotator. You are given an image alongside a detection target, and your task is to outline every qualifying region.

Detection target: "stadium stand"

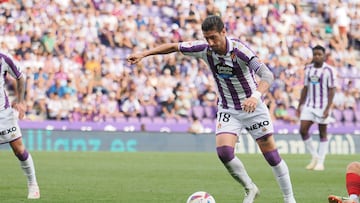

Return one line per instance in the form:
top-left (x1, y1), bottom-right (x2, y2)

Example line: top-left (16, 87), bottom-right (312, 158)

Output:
top-left (0, 0), bottom-right (359, 131)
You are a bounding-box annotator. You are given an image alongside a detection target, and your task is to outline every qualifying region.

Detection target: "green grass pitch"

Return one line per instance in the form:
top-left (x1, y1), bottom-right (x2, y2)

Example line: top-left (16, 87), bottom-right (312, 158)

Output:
top-left (0, 151), bottom-right (356, 203)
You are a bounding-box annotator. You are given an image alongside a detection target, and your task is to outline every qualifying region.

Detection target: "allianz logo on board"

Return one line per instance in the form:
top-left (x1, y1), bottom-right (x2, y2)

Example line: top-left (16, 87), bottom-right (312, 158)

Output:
top-left (235, 133), bottom-right (356, 155)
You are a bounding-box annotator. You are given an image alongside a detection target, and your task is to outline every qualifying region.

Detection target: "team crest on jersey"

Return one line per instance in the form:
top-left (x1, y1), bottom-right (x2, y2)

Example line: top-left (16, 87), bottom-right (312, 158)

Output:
top-left (310, 75), bottom-right (320, 84)
top-left (11, 134), bottom-right (16, 138)
top-left (206, 48), bottom-right (212, 56)
top-left (217, 123), bottom-right (222, 129)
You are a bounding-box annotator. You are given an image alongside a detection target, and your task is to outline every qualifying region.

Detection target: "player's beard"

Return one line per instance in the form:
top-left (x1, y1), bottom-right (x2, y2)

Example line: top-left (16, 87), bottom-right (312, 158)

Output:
top-left (211, 45), bottom-right (225, 55)
top-left (313, 60), bottom-right (323, 67)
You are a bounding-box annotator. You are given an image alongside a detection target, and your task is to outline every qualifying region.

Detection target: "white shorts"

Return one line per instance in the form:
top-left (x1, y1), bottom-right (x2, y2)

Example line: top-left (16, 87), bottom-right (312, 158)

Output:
top-left (300, 106), bottom-right (332, 124)
top-left (0, 108), bottom-right (22, 144)
top-left (216, 102), bottom-right (274, 140)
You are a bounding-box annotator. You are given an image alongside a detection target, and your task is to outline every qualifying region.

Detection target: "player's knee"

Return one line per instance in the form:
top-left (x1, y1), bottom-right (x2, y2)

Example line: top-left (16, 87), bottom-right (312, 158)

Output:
top-left (15, 149), bottom-right (29, 161)
top-left (319, 136), bottom-right (328, 142)
top-left (263, 149), bottom-right (282, 166)
top-left (216, 146), bottom-right (235, 163)
top-left (346, 162), bottom-right (360, 174)
top-left (300, 132), bottom-right (310, 140)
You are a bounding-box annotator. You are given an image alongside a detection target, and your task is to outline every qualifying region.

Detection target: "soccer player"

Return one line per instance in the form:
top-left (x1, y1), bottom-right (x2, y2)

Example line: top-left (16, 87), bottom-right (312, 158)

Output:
top-left (0, 52), bottom-right (40, 199)
top-left (328, 161), bottom-right (360, 203)
top-left (127, 15), bottom-right (296, 203)
top-left (296, 45), bottom-right (336, 171)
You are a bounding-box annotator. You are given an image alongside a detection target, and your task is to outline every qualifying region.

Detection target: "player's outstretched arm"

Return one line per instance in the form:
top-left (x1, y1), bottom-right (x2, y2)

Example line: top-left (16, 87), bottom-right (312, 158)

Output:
top-left (127, 43), bottom-right (179, 64)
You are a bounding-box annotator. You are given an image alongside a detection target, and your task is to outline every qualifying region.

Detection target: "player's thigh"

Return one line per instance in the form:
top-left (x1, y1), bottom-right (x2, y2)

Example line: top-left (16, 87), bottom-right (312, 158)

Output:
top-left (242, 102), bottom-right (274, 140)
top-left (215, 109), bottom-right (241, 147)
top-left (301, 106), bottom-right (329, 124)
top-left (0, 108), bottom-right (22, 145)
top-left (318, 123), bottom-right (328, 136)
top-left (216, 133), bottom-right (238, 147)
top-left (300, 106), bottom-right (316, 121)
top-left (347, 162), bottom-right (360, 175)
top-left (314, 108), bottom-right (332, 124)
top-left (256, 135), bottom-right (277, 153)
top-left (299, 120), bottom-right (313, 134)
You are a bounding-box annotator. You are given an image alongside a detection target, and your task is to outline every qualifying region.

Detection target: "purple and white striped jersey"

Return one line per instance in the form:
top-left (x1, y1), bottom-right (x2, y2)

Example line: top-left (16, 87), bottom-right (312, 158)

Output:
top-left (179, 37), bottom-right (263, 110)
top-left (303, 62), bottom-right (336, 109)
top-left (0, 53), bottom-right (23, 111)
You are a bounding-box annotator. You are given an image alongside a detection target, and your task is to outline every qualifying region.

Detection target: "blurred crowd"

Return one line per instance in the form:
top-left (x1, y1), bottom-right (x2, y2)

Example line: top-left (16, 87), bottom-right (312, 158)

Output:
top-left (1, 0), bottom-right (360, 125)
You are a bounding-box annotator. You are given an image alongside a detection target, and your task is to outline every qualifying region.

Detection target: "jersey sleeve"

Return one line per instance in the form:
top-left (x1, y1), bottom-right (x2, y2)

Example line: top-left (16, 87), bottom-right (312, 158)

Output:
top-left (231, 40), bottom-right (256, 64)
top-left (1, 54), bottom-right (23, 79)
top-left (179, 40), bottom-right (208, 58)
top-left (327, 66), bottom-right (337, 88)
top-left (303, 65), bottom-right (310, 86)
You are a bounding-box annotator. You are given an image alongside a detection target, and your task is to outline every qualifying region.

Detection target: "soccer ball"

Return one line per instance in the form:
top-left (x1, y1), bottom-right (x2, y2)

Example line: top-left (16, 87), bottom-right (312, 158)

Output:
top-left (186, 191), bottom-right (216, 203)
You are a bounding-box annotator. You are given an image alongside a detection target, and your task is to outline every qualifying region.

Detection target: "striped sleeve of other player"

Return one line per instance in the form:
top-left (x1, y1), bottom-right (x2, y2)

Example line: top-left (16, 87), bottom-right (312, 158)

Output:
top-left (0, 53), bottom-right (23, 79)
top-left (178, 40), bottom-right (208, 58)
top-left (324, 63), bottom-right (337, 88)
top-left (303, 64), bottom-right (312, 86)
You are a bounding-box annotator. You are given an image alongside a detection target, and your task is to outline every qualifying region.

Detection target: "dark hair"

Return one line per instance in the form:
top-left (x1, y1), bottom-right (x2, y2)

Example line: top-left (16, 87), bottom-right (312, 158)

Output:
top-left (201, 15), bottom-right (224, 32)
top-left (312, 45), bottom-right (325, 53)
